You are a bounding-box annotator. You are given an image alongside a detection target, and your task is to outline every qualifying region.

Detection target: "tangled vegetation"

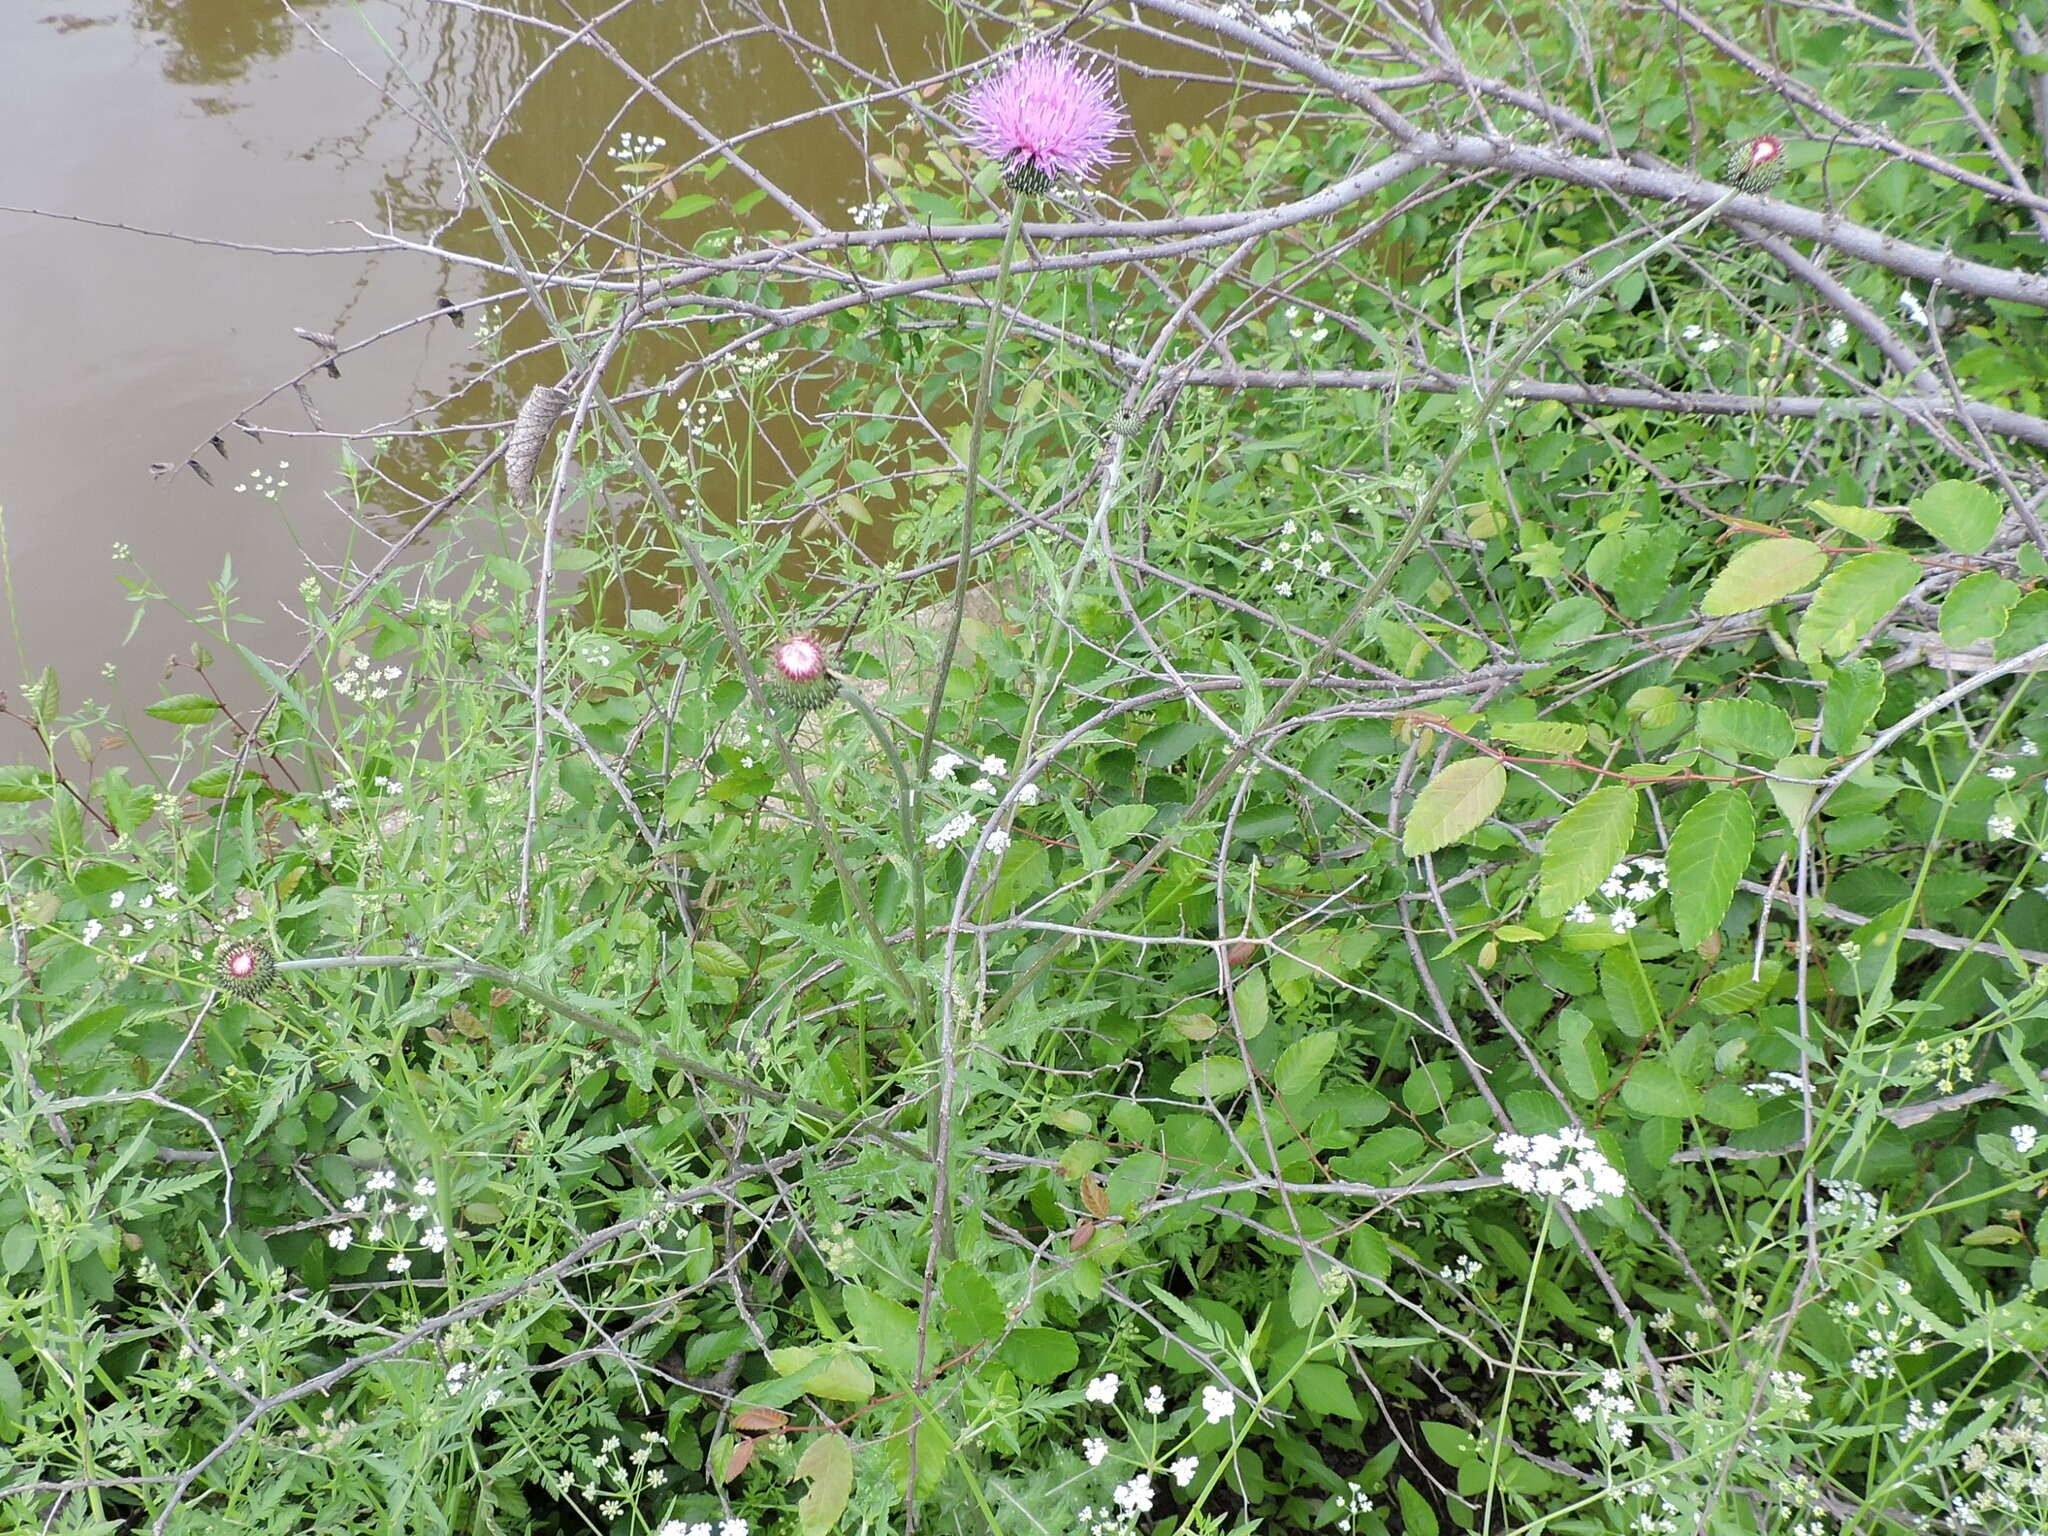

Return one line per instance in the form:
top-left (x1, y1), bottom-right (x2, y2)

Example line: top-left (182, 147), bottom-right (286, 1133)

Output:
top-left (8, 2), bottom-right (2048, 1533)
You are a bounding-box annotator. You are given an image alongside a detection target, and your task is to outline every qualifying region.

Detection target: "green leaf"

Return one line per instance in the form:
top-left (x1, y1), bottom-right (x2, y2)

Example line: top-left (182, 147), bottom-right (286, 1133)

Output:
top-left (994, 1327), bottom-right (1076, 1383)
top-left (796, 1433), bottom-right (855, 1536)
top-left (942, 1263), bottom-right (1006, 1347)
top-left (1820, 658), bottom-right (1887, 753)
top-left (658, 192), bottom-right (718, 221)
top-left (1909, 479), bottom-right (2003, 555)
top-left (1695, 698), bottom-right (1794, 762)
top-left (1808, 498), bottom-right (1896, 544)
top-left (1766, 753), bottom-right (1829, 827)
top-left (1171, 1056), bottom-right (1249, 1099)
top-left (1105, 1151), bottom-right (1165, 1215)
top-left (1701, 537), bottom-right (1828, 616)
top-left (1600, 943), bottom-right (1660, 1037)
top-left (1557, 1008), bottom-right (1607, 1098)
top-left (1293, 1360), bottom-right (1363, 1419)
top-left (768, 1348), bottom-right (875, 1403)
top-left (146, 693), bottom-right (224, 727)
top-left (1621, 1058), bottom-right (1703, 1118)
top-left (1089, 804), bottom-right (1158, 847)
top-left (1696, 960), bottom-right (1785, 1015)
top-left (1795, 552), bottom-right (1920, 665)
top-left (1275, 1031), bottom-right (1340, 1099)
top-left (1668, 790), bottom-right (1756, 949)
top-left (0, 765), bottom-right (53, 803)
top-left (844, 1288), bottom-right (920, 1381)
top-left (1490, 720), bottom-right (1588, 753)
top-left (1402, 757), bottom-right (1507, 855)
top-left (1537, 786), bottom-right (1638, 918)
top-left (1940, 571), bottom-right (2021, 651)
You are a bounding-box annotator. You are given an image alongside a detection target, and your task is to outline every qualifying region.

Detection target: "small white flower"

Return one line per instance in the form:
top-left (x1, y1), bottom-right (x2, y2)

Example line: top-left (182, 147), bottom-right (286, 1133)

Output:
top-left (1608, 907), bottom-right (1639, 934)
top-left (1016, 782), bottom-right (1042, 806)
top-left (83, 919), bottom-right (104, 944)
top-left (421, 1225), bottom-right (449, 1254)
top-left (720, 1519), bottom-right (749, 1536)
top-left (2013, 1124), bottom-right (2040, 1156)
top-left (1565, 903), bottom-right (1596, 925)
top-left (327, 1227), bottom-right (352, 1250)
top-left (1112, 1474), bottom-right (1155, 1517)
top-left (1170, 1455), bottom-right (1198, 1487)
top-left (970, 776), bottom-right (996, 794)
top-left (367, 1169), bottom-right (398, 1192)
top-left (1085, 1373), bottom-right (1121, 1405)
top-left (1201, 1383), bottom-right (1234, 1423)
top-left (414, 1176), bottom-right (436, 1197)
top-left (388, 1253), bottom-right (413, 1274)
top-left (1989, 764), bottom-right (2017, 781)
top-left (109, 891), bottom-right (125, 910)
top-left (931, 752), bottom-right (964, 782)
top-left (985, 827), bottom-right (1012, 857)
top-left (978, 754), bottom-right (1008, 777)
top-left (1824, 317), bottom-right (1849, 352)
top-left (1083, 1436), bottom-right (1108, 1466)
top-left (1143, 1383), bottom-right (1165, 1414)
top-left (1990, 814), bottom-right (2018, 840)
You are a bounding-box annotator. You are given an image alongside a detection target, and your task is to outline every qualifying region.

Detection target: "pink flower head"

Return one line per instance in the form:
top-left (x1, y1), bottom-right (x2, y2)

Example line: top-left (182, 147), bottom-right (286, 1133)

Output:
top-left (1723, 134), bottom-right (1786, 193)
top-left (962, 43), bottom-right (1127, 195)
top-left (766, 633), bottom-right (833, 712)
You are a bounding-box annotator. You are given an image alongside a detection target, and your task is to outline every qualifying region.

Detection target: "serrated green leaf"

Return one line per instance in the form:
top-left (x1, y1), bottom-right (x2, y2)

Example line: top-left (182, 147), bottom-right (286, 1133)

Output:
top-left (1701, 538), bottom-right (1828, 616)
top-left (1668, 790), bottom-right (1755, 949)
top-left (1795, 552), bottom-right (1920, 664)
top-left (659, 192), bottom-right (718, 221)
top-left (1489, 720), bottom-right (1588, 753)
top-left (1089, 803), bottom-right (1158, 847)
top-left (1537, 786), bottom-right (1638, 918)
top-left (1942, 570), bottom-right (2022, 651)
top-left (1821, 658), bottom-right (1886, 753)
top-left (0, 765), bottom-right (53, 803)
top-left (1766, 753), bottom-right (1830, 826)
top-left (1171, 1056), bottom-right (1249, 1099)
top-left (146, 693), bottom-right (224, 727)
top-left (1600, 943), bottom-right (1660, 1037)
top-left (691, 939), bottom-right (750, 978)
top-left (942, 1263), bottom-right (1006, 1346)
top-left (994, 1327), bottom-right (1075, 1383)
top-left (1275, 1031), bottom-right (1340, 1099)
top-left (1402, 756), bottom-right (1506, 856)
top-left (1696, 698), bottom-right (1794, 761)
top-left (1910, 479), bottom-right (2002, 555)
top-left (796, 1432), bottom-right (854, 1536)
top-left (1621, 1058), bottom-right (1703, 1118)
top-left (1808, 498), bottom-right (1896, 543)
top-left (1294, 1359), bottom-right (1363, 1418)
top-left (1557, 1008), bottom-right (1607, 1098)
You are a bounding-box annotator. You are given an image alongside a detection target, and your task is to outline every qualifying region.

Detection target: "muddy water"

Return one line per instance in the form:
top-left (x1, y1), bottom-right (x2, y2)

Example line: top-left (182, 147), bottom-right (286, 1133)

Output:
top-left (2, 1), bottom-right (1219, 727)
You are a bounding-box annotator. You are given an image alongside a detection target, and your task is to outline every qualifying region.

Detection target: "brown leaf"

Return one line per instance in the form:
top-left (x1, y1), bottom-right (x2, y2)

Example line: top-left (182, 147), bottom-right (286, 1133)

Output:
top-left (1069, 1219), bottom-right (1097, 1252)
top-left (733, 1407), bottom-right (790, 1434)
top-left (1079, 1174), bottom-right (1109, 1220)
top-left (720, 1436), bottom-right (758, 1483)
top-left (1224, 940), bottom-right (1258, 968)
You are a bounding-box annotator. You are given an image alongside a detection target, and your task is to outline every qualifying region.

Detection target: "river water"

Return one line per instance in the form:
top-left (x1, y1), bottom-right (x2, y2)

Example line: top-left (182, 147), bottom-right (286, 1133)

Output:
top-left (4, 0), bottom-right (1223, 736)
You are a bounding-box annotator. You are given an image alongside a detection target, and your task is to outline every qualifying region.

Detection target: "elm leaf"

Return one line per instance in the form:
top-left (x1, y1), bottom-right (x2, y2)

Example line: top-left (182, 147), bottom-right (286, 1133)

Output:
top-left (1668, 789), bottom-right (1755, 949)
top-left (1701, 538), bottom-right (1828, 616)
top-left (1402, 757), bottom-right (1507, 856)
top-left (1537, 785), bottom-right (1638, 918)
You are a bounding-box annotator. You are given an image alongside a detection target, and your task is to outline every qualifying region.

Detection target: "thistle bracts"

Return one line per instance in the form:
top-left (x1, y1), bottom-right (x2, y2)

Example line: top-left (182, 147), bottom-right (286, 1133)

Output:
top-left (214, 939), bottom-right (278, 1000)
top-left (505, 384), bottom-right (570, 503)
top-left (1723, 135), bottom-right (1785, 194)
top-left (767, 633), bottom-right (834, 713)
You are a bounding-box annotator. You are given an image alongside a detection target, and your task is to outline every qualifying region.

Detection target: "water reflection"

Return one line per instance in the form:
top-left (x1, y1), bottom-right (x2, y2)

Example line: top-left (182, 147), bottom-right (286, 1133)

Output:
top-left (129, 0), bottom-right (329, 86)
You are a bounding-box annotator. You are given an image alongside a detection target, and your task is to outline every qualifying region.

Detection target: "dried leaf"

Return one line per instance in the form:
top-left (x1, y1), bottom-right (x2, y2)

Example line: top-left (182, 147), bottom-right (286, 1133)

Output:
top-left (720, 1436), bottom-right (757, 1483)
top-left (505, 384), bottom-right (570, 502)
top-left (734, 1407), bottom-right (790, 1433)
top-left (291, 380), bottom-right (324, 428)
top-left (1080, 1174), bottom-right (1109, 1220)
top-left (293, 327), bottom-right (339, 351)
top-left (186, 458), bottom-right (213, 486)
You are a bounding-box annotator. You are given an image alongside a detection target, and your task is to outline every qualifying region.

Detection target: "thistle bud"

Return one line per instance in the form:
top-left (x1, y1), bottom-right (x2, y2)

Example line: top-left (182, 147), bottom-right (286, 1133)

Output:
top-left (766, 633), bottom-right (834, 713)
top-left (214, 939), bottom-right (278, 1001)
top-left (1723, 135), bottom-right (1785, 194)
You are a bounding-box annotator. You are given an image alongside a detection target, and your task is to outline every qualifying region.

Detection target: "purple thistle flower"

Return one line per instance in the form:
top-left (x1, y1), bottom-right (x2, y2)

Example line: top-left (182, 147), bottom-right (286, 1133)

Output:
top-left (961, 43), bottom-right (1127, 195)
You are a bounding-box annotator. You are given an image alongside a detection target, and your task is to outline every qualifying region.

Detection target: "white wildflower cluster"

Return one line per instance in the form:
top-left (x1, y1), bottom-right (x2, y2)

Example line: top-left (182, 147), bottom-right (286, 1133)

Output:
top-left (83, 881), bottom-right (183, 950)
top-left (1823, 317), bottom-right (1849, 353)
top-left (1679, 322), bottom-right (1729, 356)
top-left (1570, 1366), bottom-right (1637, 1447)
top-left (1830, 1275), bottom-right (1933, 1385)
top-left (1219, 2), bottom-right (1316, 33)
top-left (1946, 1389), bottom-right (2048, 1528)
top-left (1440, 1253), bottom-right (1483, 1286)
top-left (1565, 855), bottom-right (1669, 934)
top-left (1989, 813), bottom-right (2019, 840)
top-left (847, 198), bottom-right (891, 230)
top-left (1256, 516), bottom-right (1337, 595)
top-left (925, 748), bottom-right (1039, 855)
top-left (729, 338), bottom-right (776, 379)
top-left (1987, 764), bottom-right (2017, 781)
top-left (1909, 1035), bottom-right (1973, 1094)
top-left (1815, 1178), bottom-right (1883, 1228)
top-left (327, 1169), bottom-right (459, 1275)
top-left (2013, 1123), bottom-right (2041, 1157)
top-left (675, 393), bottom-right (729, 437)
top-left (1900, 1396), bottom-right (1951, 1442)
top-left (1898, 288), bottom-right (1934, 331)
top-left (605, 130), bottom-right (668, 163)
top-left (1496, 1127), bottom-right (1627, 1211)
top-left (334, 654), bottom-right (404, 704)
top-left (658, 1521), bottom-right (746, 1536)
top-left (1742, 1069), bottom-right (1807, 1100)
top-left (1282, 303), bottom-right (1331, 345)
top-left (1764, 1370), bottom-right (1813, 1419)
top-left (233, 461), bottom-right (291, 500)
top-left (1333, 1481), bottom-right (1374, 1531)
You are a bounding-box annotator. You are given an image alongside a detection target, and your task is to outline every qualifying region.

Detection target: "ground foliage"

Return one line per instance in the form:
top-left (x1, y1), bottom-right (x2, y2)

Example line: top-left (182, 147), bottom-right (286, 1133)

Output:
top-left (7, 2), bottom-right (2048, 1533)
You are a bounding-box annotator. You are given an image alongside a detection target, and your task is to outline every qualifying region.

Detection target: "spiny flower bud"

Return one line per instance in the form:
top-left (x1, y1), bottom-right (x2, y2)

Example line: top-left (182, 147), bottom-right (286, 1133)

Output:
top-left (766, 633), bottom-right (834, 713)
top-left (1723, 134), bottom-right (1785, 194)
top-left (214, 939), bottom-right (278, 1000)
